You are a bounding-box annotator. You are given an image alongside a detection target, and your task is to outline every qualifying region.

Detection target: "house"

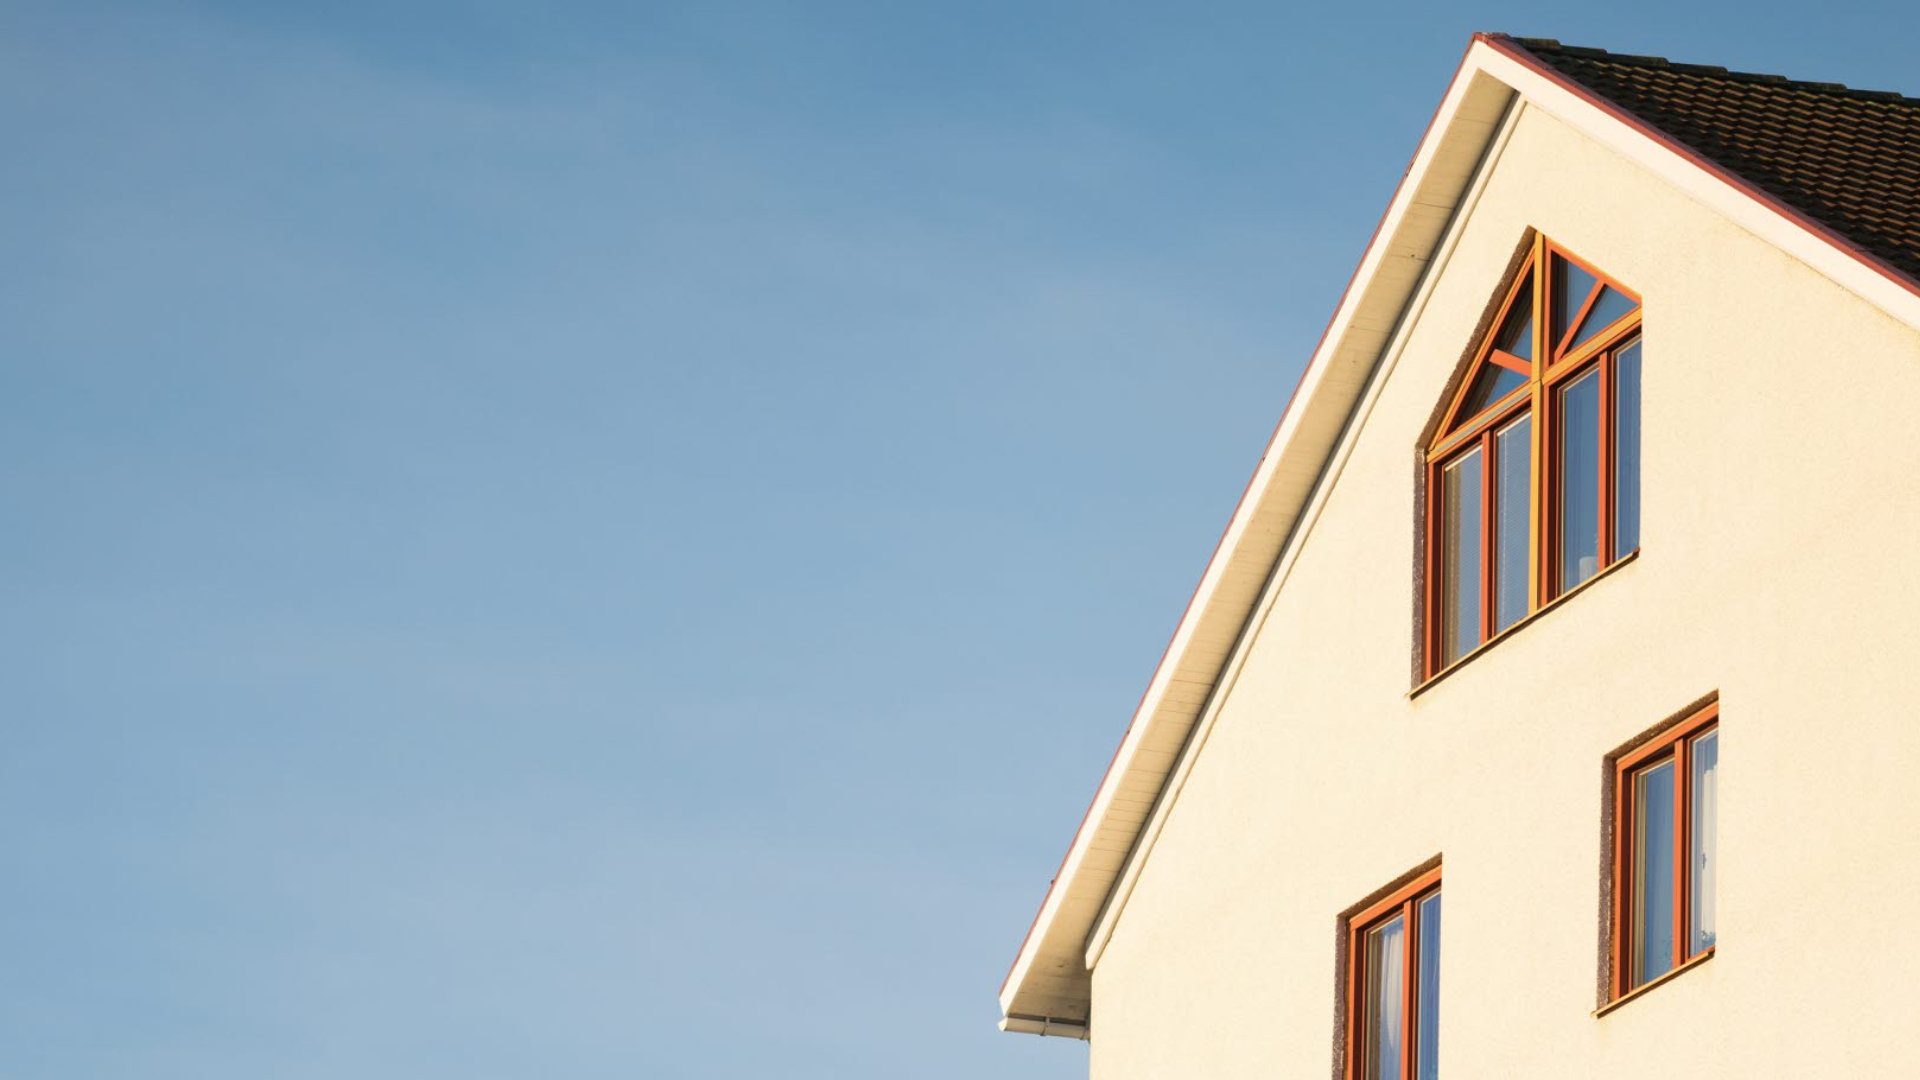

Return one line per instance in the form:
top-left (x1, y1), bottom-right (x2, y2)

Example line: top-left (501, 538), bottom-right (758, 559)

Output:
top-left (996, 34), bottom-right (1920, 1078)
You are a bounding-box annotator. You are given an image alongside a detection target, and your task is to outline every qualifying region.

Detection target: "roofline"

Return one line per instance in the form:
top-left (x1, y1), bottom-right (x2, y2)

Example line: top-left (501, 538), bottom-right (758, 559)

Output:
top-left (990, 39), bottom-right (1466, 995)
top-left (994, 33), bottom-right (1489, 1001)
top-left (999, 31), bottom-right (1920, 1034)
top-left (997, 34), bottom-right (1508, 1018)
top-left (1481, 33), bottom-right (1920, 301)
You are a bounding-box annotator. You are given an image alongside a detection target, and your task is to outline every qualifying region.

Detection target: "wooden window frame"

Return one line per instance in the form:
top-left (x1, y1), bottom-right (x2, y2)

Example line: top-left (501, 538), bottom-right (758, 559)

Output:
top-left (1608, 700), bottom-right (1718, 1001)
top-left (1342, 866), bottom-right (1442, 1080)
top-left (1422, 235), bottom-right (1643, 679)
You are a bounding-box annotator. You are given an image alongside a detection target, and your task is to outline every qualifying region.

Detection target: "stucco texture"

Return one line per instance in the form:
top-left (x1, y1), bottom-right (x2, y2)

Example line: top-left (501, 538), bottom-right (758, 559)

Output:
top-left (1088, 103), bottom-right (1920, 1078)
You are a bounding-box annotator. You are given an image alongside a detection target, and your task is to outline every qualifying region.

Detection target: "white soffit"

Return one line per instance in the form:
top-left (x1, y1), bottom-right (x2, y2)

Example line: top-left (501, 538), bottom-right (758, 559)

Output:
top-left (998, 33), bottom-right (1920, 1037)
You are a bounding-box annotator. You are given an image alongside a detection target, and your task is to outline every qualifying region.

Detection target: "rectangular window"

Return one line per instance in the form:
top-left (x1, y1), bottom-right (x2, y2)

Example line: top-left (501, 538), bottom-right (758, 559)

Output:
top-left (1612, 338), bottom-right (1643, 554)
top-left (1492, 415), bottom-right (1531, 634)
top-left (1438, 450), bottom-right (1483, 666)
top-left (1629, 759), bottom-right (1676, 985)
top-left (1610, 701), bottom-right (1718, 1000)
top-left (1555, 368), bottom-right (1601, 591)
top-left (1345, 867), bottom-right (1441, 1080)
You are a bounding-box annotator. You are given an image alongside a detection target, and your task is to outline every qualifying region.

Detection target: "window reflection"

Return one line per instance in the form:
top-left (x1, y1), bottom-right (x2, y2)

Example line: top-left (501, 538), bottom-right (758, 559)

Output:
top-left (1496, 276), bottom-right (1535, 364)
top-left (1553, 255), bottom-right (1599, 344)
top-left (1570, 285), bottom-right (1638, 351)
top-left (1613, 339), bottom-right (1643, 555)
top-left (1415, 893), bottom-right (1441, 1080)
top-left (1690, 731), bottom-right (1718, 953)
top-left (1557, 371), bottom-right (1601, 592)
top-left (1632, 759), bottom-right (1677, 987)
top-left (1494, 416), bottom-right (1531, 633)
top-left (1456, 363), bottom-right (1528, 426)
top-left (1365, 915), bottom-right (1407, 1080)
top-left (1440, 449), bottom-right (1483, 666)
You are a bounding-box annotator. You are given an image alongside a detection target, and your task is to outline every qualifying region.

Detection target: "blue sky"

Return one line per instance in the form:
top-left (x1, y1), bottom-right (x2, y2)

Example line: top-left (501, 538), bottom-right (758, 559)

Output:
top-left (4, 2), bottom-right (1916, 1077)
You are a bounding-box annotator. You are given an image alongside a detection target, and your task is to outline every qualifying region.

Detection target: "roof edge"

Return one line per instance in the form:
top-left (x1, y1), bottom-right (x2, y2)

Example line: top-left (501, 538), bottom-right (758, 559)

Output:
top-left (998, 32), bottom-right (1511, 1025)
top-left (1482, 33), bottom-right (1920, 302)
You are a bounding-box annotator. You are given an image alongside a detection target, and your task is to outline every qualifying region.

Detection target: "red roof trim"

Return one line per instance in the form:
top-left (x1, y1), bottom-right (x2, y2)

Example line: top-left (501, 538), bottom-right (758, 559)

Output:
top-left (1478, 32), bottom-right (1920, 302)
top-left (999, 33), bottom-right (1487, 999)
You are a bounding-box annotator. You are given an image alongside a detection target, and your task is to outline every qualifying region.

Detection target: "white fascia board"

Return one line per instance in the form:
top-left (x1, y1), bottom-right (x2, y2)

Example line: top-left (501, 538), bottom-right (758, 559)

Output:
top-left (997, 44), bottom-right (1515, 1027)
top-left (1080, 93), bottom-right (1530, 971)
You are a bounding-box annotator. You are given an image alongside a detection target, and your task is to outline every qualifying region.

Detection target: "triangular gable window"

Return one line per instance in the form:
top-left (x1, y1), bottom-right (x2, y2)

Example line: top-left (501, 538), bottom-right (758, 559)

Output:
top-left (1423, 236), bottom-right (1644, 679)
top-left (1551, 249), bottom-right (1640, 357)
top-left (1566, 285), bottom-right (1638, 352)
top-left (1439, 272), bottom-right (1534, 436)
top-left (1455, 361), bottom-right (1528, 422)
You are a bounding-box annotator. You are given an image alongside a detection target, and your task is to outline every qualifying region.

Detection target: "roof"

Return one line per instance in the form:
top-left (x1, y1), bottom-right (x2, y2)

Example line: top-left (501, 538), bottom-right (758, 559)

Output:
top-left (1511, 38), bottom-right (1920, 282)
top-left (997, 33), bottom-right (1920, 1039)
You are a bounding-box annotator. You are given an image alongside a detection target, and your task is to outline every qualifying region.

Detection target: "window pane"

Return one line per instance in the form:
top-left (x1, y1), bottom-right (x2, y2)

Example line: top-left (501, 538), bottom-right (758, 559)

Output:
top-left (1552, 255), bottom-right (1599, 347)
top-left (1365, 915), bottom-right (1407, 1080)
top-left (1453, 362), bottom-right (1527, 429)
top-left (1495, 275), bottom-right (1535, 364)
top-left (1494, 415), bottom-right (1532, 633)
top-left (1568, 285), bottom-right (1638, 351)
top-left (1612, 339), bottom-right (1642, 555)
top-left (1631, 759), bottom-right (1677, 987)
top-left (1691, 730), bottom-right (1719, 954)
top-left (1415, 893), bottom-right (1441, 1080)
top-left (1440, 449), bottom-right (1483, 666)
top-left (1557, 371), bottom-right (1601, 592)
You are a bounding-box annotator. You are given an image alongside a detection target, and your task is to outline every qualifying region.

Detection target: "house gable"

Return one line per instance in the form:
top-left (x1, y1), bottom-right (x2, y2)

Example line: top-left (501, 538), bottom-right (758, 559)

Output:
top-left (998, 33), bottom-right (1920, 1039)
top-left (1088, 95), bottom-right (1920, 1077)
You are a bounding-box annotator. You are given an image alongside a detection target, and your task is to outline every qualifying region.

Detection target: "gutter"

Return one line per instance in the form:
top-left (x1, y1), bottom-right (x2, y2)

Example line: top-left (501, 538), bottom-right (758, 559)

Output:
top-left (999, 1014), bottom-right (1091, 1040)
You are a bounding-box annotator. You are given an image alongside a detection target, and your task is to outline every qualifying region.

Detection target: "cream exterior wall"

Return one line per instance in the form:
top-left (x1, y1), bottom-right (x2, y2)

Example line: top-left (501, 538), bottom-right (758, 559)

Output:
top-left (1087, 102), bottom-right (1920, 1079)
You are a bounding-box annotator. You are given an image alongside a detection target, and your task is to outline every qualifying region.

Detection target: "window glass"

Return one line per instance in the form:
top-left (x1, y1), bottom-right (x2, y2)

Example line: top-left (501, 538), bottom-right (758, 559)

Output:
top-left (1454, 362), bottom-right (1527, 427)
top-left (1557, 371), bottom-right (1601, 592)
top-left (1365, 915), bottom-right (1407, 1080)
top-left (1440, 449), bottom-right (1484, 666)
top-left (1494, 416), bottom-right (1531, 633)
top-left (1568, 286), bottom-right (1638, 352)
top-left (1613, 338), bottom-right (1643, 555)
top-left (1632, 759), bottom-right (1677, 987)
top-left (1495, 275), bottom-right (1535, 364)
top-left (1552, 255), bottom-right (1599, 346)
top-left (1415, 893), bottom-right (1442, 1080)
top-left (1690, 730), bottom-right (1719, 954)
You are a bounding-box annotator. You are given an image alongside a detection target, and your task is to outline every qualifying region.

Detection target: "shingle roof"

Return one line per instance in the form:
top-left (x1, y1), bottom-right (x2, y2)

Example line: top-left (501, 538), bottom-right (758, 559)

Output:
top-left (1502, 36), bottom-right (1920, 283)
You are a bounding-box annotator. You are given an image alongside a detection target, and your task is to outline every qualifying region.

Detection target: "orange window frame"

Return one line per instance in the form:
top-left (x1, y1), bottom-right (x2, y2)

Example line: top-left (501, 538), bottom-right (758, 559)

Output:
top-left (1342, 866), bottom-right (1441, 1080)
top-left (1422, 235), bottom-right (1643, 678)
top-left (1609, 701), bottom-right (1718, 1000)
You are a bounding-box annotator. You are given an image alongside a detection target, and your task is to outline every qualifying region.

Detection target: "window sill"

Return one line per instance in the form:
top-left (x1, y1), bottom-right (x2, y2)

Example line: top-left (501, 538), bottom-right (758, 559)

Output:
top-left (1593, 946), bottom-right (1715, 1018)
top-left (1410, 548), bottom-right (1640, 700)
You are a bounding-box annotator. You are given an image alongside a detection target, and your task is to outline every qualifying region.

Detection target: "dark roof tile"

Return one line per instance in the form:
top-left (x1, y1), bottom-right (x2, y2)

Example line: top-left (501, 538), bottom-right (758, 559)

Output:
top-left (1501, 37), bottom-right (1920, 283)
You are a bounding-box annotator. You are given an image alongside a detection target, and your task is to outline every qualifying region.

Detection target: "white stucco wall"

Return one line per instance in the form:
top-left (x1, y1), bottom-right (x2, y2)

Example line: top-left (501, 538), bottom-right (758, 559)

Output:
top-left (1088, 102), bottom-right (1920, 1078)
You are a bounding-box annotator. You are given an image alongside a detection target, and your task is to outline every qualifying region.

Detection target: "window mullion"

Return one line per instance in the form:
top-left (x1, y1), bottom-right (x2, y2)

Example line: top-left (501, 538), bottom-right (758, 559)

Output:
top-left (1344, 923), bottom-right (1361, 1080)
top-left (1480, 430), bottom-right (1496, 644)
top-left (1671, 737), bottom-right (1690, 970)
top-left (1598, 354), bottom-right (1615, 567)
top-left (1529, 373), bottom-right (1546, 608)
top-left (1611, 763), bottom-right (1630, 999)
top-left (1424, 462), bottom-right (1440, 678)
top-left (1530, 236), bottom-right (1550, 609)
top-left (1401, 898), bottom-right (1417, 1079)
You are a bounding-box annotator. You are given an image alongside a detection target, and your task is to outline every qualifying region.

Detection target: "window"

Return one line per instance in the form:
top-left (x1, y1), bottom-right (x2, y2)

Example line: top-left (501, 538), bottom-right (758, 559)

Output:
top-left (1609, 701), bottom-right (1718, 1000)
top-left (1423, 236), bottom-right (1643, 676)
top-left (1343, 867), bottom-right (1441, 1080)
